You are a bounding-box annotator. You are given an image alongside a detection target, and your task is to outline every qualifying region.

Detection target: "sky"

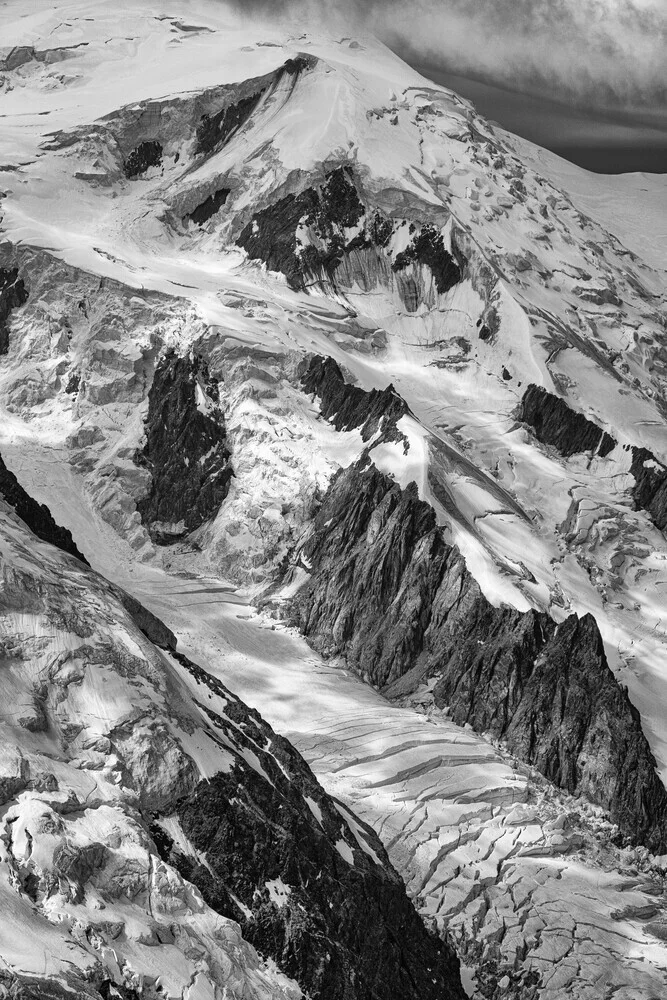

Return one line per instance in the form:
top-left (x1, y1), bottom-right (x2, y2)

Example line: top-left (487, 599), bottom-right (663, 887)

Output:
top-left (227, 0), bottom-right (667, 172)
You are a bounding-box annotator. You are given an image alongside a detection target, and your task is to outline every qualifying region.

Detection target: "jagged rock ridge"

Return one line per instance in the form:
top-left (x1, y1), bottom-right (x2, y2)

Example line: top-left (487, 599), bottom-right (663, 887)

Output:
top-left (195, 91), bottom-right (265, 157)
top-left (517, 383), bottom-right (616, 457)
top-left (300, 354), bottom-right (409, 447)
top-left (135, 349), bottom-right (233, 544)
top-left (518, 385), bottom-right (667, 534)
top-left (0, 451), bottom-right (87, 562)
top-left (288, 459), bottom-right (667, 852)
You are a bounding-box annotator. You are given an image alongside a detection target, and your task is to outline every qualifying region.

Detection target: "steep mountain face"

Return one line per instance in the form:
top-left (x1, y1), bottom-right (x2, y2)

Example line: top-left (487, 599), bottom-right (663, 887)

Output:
top-left (517, 384), bottom-right (616, 458)
top-left (135, 350), bottom-right (233, 544)
top-left (236, 163), bottom-right (466, 311)
top-left (299, 354), bottom-right (409, 446)
top-left (0, 450), bottom-right (87, 562)
top-left (1, 3), bottom-right (667, 998)
top-left (0, 264), bottom-right (27, 354)
top-left (159, 655), bottom-right (463, 1000)
top-left (0, 484), bottom-right (464, 1000)
top-left (288, 459), bottom-right (667, 851)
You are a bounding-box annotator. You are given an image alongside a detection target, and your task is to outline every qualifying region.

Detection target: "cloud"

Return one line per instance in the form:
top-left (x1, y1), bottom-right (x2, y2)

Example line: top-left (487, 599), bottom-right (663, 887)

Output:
top-left (224, 0), bottom-right (667, 111)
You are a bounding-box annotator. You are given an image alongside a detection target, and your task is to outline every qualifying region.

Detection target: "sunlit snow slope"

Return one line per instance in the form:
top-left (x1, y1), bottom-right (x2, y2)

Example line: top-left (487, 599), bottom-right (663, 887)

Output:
top-left (1, 2), bottom-right (667, 998)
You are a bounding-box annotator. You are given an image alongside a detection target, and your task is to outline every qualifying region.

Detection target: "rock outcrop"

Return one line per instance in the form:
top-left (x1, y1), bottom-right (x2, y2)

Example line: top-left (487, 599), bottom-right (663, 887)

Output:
top-left (157, 650), bottom-right (466, 1000)
top-left (184, 187), bottom-right (230, 225)
top-left (0, 451), bottom-right (87, 562)
top-left (0, 265), bottom-right (28, 354)
top-left (236, 166), bottom-right (463, 304)
top-left (299, 354), bottom-right (409, 445)
top-left (111, 586), bottom-right (178, 650)
top-left (392, 224), bottom-right (461, 294)
top-left (630, 446), bottom-right (667, 531)
top-left (195, 90), bottom-right (265, 157)
top-left (0, 971), bottom-right (143, 1000)
top-left (518, 386), bottom-right (667, 533)
top-left (517, 383), bottom-right (616, 457)
top-left (237, 165), bottom-right (366, 290)
top-left (123, 139), bottom-right (163, 178)
top-left (0, 479), bottom-right (466, 1000)
top-left (135, 350), bottom-right (233, 543)
top-left (288, 460), bottom-right (667, 851)
top-left (192, 53), bottom-right (318, 160)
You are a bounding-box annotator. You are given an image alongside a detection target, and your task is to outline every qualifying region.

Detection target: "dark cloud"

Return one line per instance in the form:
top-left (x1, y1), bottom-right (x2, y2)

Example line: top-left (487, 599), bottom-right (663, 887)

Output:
top-left (225, 0), bottom-right (667, 111)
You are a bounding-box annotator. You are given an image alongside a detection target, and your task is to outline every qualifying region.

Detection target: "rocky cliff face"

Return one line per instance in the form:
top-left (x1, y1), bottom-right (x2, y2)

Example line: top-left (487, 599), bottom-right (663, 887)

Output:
top-left (236, 166), bottom-right (463, 306)
top-left (0, 264), bottom-right (28, 354)
top-left (157, 651), bottom-right (465, 1000)
top-left (0, 472), bottom-right (465, 1000)
top-left (517, 385), bottom-right (667, 534)
top-left (630, 446), bottom-right (667, 531)
top-left (299, 354), bottom-right (409, 446)
top-left (391, 224), bottom-right (461, 294)
top-left (0, 451), bottom-right (87, 562)
top-left (123, 139), bottom-right (163, 178)
top-left (184, 187), bottom-right (230, 226)
top-left (236, 166), bottom-right (366, 291)
top-left (288, 459), bottom-right (667, 852)
top-left (517, 383), bottom-right (616, 457)
top-left (194, 91), bottom-right (266, 157)
top-left (135, 350), bottom-right (233, 544)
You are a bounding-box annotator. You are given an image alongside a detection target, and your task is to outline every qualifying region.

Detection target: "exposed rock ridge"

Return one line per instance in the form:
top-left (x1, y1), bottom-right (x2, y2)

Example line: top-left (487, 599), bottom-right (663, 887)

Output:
top-left (194, 56), bottom-right (315, 158)
top-left (288, 460), bottom-right (667, 851)
top-left (195, 90), bottom-right (266, 157)
top-left (135, 349), bottom-right (233, 544)
top-left (299, 354), bottom-right (410, 448)
top-left (0, 451), bottom-right (87, 562)
top-left (236, 166), bottom-right (463, 303)
top-left (156, 649), bottom-right (467, 1000)
top-left (0, 265), bottom-right (28, 354)
top-left (0, 42), bottom-right (88, 72)
top-left (518, 385), bottom-right (667, 532)
top-left (111, 586), bottom-right (177, 651)
top-left (42, 58), bottom-right (311, 192)
top-left (517, 383), bottom-right (616, 458)
top-left (237, 165), bottom-right (365, 290)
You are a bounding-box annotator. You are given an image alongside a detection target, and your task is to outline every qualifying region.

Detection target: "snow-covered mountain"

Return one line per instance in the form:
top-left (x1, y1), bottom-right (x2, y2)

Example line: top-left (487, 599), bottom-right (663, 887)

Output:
top-left (1, 2), bottom-right (667, 998)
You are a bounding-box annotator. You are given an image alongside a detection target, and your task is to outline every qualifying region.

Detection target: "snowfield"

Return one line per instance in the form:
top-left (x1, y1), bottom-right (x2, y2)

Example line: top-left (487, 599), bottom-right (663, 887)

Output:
top-left (1, 1), bottom-right (667, 997)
